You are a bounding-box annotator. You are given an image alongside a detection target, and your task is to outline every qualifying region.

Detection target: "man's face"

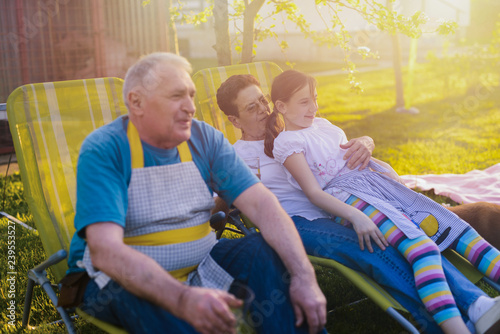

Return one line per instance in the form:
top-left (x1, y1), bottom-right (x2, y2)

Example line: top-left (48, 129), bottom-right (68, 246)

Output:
top-left (138, 62), bottom-right (196, 149)
top-left (230, 84), bottom-right (271, 141)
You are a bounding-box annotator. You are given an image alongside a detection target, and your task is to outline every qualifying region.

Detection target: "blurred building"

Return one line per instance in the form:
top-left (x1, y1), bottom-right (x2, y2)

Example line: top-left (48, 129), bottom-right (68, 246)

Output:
top-left (0, 0), bottom-right (171, 104)
top-left (0, 0), bottom-right (173, 154)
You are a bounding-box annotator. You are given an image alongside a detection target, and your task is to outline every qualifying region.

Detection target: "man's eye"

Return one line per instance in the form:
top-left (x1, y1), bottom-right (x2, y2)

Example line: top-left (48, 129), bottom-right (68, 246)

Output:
top-left (247, 104), bottom-right (257, 112)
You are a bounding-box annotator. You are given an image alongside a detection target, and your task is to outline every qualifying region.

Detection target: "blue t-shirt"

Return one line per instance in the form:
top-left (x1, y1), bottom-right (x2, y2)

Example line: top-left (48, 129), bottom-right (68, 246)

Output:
top-left (67, 116), bottom-right (259, 272)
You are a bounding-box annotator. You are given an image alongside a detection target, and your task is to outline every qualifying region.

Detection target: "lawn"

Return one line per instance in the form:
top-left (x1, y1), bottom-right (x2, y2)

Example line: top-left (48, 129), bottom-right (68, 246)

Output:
top-left (1, 61), bottom-right (499, 333)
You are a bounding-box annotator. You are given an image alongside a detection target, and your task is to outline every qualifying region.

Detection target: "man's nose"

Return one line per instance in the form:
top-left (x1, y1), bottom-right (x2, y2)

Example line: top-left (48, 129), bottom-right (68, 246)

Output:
top-left (183, 97), bottom-right (196, 116)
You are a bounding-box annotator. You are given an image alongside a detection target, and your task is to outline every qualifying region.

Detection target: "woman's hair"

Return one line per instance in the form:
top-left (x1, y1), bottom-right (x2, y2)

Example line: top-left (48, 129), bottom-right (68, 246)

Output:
top-left (264, 70), bottom-right (316, 158)
top-left (216, 74), bottom-right (261, 117)
top-left (123, 52), bottom-right (192, 107)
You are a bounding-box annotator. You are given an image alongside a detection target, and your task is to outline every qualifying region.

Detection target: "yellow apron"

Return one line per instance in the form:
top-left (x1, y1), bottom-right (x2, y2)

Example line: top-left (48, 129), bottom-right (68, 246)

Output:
top-left (82, 119), bottom-right (233, 290)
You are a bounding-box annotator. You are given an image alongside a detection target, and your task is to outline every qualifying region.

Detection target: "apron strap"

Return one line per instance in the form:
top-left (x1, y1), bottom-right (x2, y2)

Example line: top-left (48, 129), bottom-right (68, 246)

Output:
top-left (123, 222), bottom-right (211, 246)
top-left (177, 141), bottom-right (192, 162)
top-left (127, 120), bottom-right (144, 169)
top-left (127, 120), bottom-right (193, 168)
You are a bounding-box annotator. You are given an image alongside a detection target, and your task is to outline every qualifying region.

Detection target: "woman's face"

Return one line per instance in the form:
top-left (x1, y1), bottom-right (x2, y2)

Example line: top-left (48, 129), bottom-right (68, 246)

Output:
top-left (279, 84), bottom-right (317, 131)
top-left (230, 84), bottom-right (271, 141)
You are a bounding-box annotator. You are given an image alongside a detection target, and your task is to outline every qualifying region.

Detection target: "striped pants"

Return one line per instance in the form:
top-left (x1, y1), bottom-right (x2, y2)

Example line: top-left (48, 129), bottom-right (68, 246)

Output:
top-left (346, 196), bottom-right (500, 324)
top-left (343, 196), bottom-right (461, 324)
top-left (450, 226), bottom-right (500, 283)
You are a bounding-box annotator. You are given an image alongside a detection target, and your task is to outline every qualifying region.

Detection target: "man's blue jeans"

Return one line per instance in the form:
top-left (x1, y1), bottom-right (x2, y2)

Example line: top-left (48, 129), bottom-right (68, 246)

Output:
top-left (293, 215), bottom-right (486, 334)
top-left (80, 233), bottom-right (325, 334)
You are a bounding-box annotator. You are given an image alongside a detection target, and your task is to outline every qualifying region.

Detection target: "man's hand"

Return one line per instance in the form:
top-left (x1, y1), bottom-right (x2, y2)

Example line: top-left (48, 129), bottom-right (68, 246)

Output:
top-left (177, 286), bottom-right (243, 334)
top-left (234, 184), bottom-right (327, 333)
top-left (340, 136), bottom-right (374, 170)
top-left (290, 274), bottom-right (327, 334)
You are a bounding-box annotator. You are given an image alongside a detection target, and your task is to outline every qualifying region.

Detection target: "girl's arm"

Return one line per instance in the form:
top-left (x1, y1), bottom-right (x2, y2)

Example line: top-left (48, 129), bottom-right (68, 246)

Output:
top-left (370, 157), bottom-right (407, 185)
top-left (284, 152), bottom-right (388, 252)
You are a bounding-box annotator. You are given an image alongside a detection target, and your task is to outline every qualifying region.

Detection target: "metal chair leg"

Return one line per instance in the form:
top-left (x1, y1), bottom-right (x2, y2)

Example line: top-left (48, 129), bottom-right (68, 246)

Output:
top-left (22, 277), bottom-right (35, 327)
top-left (39, 279), bottom-right (76, 334)
top-left (21, 249), bottom-right (76, 333)
top-left (483, 277), bottom-right (500, 292)
top-left (386, 307), bottom-right (419, 334)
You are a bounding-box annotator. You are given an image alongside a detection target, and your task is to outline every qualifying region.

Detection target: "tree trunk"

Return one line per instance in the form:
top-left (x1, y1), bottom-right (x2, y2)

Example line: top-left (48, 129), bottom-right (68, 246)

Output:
top-left (213, 0), bottom-right (231, 65)
top-left (390, 32), bottom-right (405, 109)
top-left (387, 1), bottom-right (405, 109)
top-left (166, 0), bottom-right (179, 55)
top-left (241, 0), bottom-right (265, 64)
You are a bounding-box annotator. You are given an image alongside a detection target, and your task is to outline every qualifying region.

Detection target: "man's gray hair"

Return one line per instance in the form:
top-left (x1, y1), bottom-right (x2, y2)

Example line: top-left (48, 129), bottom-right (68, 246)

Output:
top-left (123, 52), bottom-right (192, 106)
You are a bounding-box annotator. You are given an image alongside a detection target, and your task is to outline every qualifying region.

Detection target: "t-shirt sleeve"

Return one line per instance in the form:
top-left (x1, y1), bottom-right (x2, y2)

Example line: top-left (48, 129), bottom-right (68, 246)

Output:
top-left (197, 123), bottom-right (260, 207)
top-left (273, 132), bottom-right (306, 165)
top-left (74, 130), bottom-right (129, 239)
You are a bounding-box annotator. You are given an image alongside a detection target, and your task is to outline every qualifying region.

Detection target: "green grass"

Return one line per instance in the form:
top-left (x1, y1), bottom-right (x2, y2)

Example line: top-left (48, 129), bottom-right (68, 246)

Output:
top-left (1, 62), bottom-right (499, 333)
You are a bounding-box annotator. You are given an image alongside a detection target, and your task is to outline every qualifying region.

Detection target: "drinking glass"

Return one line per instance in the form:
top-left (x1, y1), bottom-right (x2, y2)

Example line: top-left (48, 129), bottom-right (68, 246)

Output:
top-left (229, 281), bottom-right (255, 333)
top-left (243, 157), bottom-right (261, 179)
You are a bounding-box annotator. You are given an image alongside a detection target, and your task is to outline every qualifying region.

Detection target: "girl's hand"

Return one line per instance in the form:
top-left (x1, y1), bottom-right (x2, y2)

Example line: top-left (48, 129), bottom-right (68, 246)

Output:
top-left (349, 211), bottom-right (389, 252)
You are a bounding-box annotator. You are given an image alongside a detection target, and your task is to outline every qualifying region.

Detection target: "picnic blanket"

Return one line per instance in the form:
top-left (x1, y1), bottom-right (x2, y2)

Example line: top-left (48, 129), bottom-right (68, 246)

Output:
top-left (400, 163), bottom-right (500, 205)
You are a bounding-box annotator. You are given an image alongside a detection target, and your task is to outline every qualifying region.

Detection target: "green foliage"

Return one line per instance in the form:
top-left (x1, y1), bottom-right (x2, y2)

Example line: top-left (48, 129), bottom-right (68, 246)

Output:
top-left (468, 0), bottom-right (500, 44)
top-left (171, 0), bottom-right (214, 26)
top-left (0, 173), bottom-right (104, 333)
top-left (0, 173), bottom-right (29, 217)
top-left (161, 0), bottom-right (459, 90)
top-left (426, 14), bottom-right (500, 97)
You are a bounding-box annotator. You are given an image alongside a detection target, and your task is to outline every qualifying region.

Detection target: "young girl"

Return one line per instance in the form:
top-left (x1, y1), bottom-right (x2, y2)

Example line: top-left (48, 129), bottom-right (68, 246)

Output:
top-left (264, 70), bottom-right (500, 334)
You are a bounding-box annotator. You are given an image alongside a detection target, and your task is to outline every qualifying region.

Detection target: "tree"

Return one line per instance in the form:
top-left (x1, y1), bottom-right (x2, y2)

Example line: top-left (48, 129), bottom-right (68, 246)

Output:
top-left (386, 0), bottom-right (408, 112)
top-left (166, 0), bottom-right (180, 55)
top-left (213, 0), bottom-right (232, 65)
top-left (157, 0), bottom-right (458, 94)
top-left (241, 0), bottom-right (266, 63)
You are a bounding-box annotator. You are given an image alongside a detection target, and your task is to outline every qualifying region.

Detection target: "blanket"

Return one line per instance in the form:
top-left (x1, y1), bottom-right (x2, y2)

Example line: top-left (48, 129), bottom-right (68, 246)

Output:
top-left (400, 163), bottom-right (500, 205)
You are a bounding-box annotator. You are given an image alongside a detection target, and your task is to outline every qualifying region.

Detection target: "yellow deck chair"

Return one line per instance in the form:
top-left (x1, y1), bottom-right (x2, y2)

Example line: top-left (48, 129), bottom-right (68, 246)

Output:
top-left (4, 78), bottom-right (127, 334)
top-left (193, 61), bottom-right (499, 334)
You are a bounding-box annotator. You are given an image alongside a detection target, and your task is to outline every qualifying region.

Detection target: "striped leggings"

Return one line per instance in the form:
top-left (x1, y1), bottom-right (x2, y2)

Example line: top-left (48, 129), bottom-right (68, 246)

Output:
top-left (345, 195), bottom-right (500, 324)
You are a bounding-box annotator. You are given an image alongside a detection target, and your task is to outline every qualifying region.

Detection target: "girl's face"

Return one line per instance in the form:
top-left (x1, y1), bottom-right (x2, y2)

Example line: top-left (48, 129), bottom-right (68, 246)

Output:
top-left (279, 84), bottom-right (317, 131)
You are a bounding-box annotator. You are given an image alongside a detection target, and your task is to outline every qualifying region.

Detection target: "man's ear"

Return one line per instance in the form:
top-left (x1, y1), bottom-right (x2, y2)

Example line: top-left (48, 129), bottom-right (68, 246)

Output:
top-left (227, 115), bottom-right (242, 129)
top-left (275, 100), bottom-right (286, 115)
top-left (127, 89), bottom-right (144, 116)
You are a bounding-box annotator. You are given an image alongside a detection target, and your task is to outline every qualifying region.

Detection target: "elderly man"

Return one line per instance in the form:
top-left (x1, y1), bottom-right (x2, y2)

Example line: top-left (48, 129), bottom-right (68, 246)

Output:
top-left (216, 74), bottom-right (498, 334)
top-left (65, 53), bottom-right (326, 334)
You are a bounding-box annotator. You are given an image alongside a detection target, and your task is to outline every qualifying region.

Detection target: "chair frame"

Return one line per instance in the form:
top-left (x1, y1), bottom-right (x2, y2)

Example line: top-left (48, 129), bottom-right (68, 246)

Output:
top-left (4, 78), bottom-right (128, 333)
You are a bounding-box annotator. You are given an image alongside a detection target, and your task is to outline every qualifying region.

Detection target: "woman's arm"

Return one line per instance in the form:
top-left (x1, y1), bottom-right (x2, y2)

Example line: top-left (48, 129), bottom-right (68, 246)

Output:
top-left (340, 136), bottom-right (374, 170)
top-left (370, 157), bottom-right (407, 185)
top-left (284, 153), bottom-right (388, 252)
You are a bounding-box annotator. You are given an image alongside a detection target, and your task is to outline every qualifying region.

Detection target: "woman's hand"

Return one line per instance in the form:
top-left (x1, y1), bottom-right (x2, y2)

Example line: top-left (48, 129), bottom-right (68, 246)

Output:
top-left (348, 210), bottom-right (389, 252)
top-left (340, 136), bottom-right (374, 170)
